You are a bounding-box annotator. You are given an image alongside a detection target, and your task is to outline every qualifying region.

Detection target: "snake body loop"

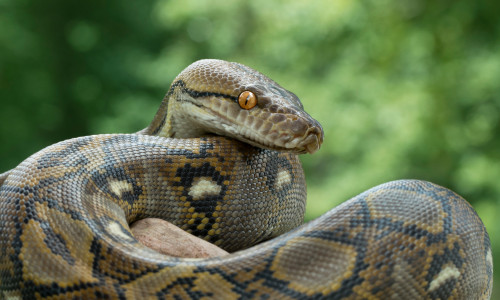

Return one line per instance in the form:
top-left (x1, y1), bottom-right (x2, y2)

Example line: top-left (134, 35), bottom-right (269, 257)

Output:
top-left (0, 59), bottom-right (493, 299)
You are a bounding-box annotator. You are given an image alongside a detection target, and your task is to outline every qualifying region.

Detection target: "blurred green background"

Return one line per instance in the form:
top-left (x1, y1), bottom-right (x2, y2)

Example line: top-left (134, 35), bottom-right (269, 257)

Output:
top-left (1, 0), bottom-right (498, 296)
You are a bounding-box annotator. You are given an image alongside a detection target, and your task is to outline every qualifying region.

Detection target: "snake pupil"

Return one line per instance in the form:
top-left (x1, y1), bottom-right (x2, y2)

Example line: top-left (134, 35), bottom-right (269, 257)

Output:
top-left (238, 91), bottom-right (257, 110)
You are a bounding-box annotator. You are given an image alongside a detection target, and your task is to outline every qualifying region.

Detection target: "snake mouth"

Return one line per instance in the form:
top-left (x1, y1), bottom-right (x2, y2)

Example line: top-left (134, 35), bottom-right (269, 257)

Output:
top-left (242, 126), bottom-right (323, 154)
top-left (205, 108), bottom-right (324, 154)
top-left (299, 127), bottom-right (323, 154)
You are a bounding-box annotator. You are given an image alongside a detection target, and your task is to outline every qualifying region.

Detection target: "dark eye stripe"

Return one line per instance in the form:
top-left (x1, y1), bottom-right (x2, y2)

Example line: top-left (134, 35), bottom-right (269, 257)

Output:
top-left (168, 80), bottom-right (238, 103)
top-left (184, 89), bottom-right (238, 102)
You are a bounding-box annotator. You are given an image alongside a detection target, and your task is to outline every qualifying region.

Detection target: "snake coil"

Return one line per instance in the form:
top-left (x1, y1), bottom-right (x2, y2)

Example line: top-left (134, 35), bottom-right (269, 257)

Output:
top-left (0, 59), bottom-right (493, 299)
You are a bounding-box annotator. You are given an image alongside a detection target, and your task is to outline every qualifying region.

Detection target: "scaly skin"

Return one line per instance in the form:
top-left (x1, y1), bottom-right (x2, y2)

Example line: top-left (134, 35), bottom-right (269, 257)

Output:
top-left (0, 60), bottom-right (492, 299)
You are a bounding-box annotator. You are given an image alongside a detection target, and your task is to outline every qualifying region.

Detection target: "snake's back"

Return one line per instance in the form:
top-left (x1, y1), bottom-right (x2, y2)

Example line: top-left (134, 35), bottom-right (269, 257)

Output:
top-left (0, 59), bottom-right (493, 299)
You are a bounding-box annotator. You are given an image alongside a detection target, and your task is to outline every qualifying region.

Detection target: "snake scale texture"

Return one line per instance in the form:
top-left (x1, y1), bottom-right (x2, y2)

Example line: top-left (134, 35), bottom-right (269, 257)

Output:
top-left (0, 59), bottom-right (493, 299)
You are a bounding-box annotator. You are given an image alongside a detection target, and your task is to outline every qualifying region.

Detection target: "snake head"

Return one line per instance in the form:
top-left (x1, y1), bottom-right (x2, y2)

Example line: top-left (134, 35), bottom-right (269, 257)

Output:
top-left (155, 59), bottom-right (324, 154)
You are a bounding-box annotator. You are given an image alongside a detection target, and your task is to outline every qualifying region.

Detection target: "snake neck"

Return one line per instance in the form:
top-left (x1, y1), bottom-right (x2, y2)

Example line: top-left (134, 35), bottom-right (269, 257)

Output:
top-left (140, 90), bottom-right (206, 138)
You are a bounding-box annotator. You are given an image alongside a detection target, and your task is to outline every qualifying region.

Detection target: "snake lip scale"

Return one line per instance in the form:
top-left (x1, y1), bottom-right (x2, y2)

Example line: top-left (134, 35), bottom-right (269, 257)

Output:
top-left (0, 59), bottom-right (493, 299)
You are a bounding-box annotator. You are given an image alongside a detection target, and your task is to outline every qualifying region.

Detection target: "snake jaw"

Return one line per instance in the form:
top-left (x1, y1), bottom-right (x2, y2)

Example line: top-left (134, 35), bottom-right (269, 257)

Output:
top-left (183, 99), bottom-right (323, 154)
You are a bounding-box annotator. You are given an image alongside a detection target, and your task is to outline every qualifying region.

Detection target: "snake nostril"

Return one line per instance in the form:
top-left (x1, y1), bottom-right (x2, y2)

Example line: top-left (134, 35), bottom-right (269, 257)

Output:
top-left (309, 124), bottom-right (324, 141)
top-left (302, 126), bottom-right (323, 154)
top-left (316, 127), bottom-right (324, 142)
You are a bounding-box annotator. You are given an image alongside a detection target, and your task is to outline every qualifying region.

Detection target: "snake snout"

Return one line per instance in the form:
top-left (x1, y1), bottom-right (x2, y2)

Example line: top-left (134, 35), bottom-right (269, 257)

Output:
top-left (301, 124), bottom-right (323, 154)
top-left (279, 115), bottom-right (323, 154)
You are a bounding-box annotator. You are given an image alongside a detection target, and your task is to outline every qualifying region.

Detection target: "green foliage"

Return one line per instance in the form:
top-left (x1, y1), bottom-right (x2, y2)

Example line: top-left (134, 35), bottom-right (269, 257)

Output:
top-left (1, 0), bottom-right (498, 295)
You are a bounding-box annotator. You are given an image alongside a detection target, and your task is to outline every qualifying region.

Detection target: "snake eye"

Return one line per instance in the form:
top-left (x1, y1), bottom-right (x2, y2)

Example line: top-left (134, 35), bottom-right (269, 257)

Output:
top-left (238, 91), bottom-right (257, 110)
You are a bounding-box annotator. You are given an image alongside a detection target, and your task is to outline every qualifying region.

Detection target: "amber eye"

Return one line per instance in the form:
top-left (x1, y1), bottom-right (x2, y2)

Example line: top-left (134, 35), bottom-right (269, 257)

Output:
top-left (238, 91), bottom-right (257, 110)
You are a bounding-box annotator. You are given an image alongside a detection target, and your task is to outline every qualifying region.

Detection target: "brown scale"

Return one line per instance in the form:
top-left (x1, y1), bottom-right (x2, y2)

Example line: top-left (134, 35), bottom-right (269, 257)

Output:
top-left (0, 59), bottom-right (493, 299)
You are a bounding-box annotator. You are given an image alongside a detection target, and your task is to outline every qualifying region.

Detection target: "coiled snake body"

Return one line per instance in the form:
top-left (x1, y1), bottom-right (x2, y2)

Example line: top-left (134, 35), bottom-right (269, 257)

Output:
top-left (0, 60), bottom-right (493, 299)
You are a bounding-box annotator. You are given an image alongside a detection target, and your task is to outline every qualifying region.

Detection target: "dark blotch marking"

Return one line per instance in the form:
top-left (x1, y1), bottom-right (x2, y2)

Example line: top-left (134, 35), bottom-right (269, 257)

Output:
top-left (173, 162), bottom-right (229, 239)
top-left (90, 166), bottom-right (143, 206)
top-left (40, 221), bottom-right (76, 265)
